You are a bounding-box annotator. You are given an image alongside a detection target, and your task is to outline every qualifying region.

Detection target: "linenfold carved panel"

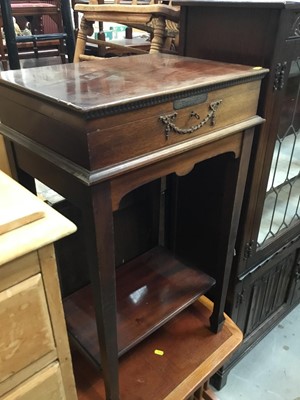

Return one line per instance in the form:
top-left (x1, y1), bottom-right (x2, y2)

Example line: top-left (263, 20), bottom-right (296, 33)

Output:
top-left (243, 252), bottom-right (295, 336)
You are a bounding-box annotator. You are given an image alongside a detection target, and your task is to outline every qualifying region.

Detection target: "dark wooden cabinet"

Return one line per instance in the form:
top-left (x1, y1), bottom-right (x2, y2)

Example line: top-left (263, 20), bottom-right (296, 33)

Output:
top-left (176, 0), bottom-right (300, 388)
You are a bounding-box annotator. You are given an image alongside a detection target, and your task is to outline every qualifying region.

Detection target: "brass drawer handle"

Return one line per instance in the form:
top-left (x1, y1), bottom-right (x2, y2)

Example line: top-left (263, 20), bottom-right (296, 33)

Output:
top-left (159, 100), bottom-right (222, 140)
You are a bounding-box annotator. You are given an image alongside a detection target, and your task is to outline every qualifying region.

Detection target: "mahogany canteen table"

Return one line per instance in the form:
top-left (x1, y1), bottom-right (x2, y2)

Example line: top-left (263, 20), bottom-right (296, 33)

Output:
top-left (0, 54), bottom-right (268, 400)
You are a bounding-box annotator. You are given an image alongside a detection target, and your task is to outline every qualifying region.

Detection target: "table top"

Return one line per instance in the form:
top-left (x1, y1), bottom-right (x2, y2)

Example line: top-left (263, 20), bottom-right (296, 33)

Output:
top-left (0, 171), bottom-right (76, 265)
top-left (0, 54), bottom-right (267, 180)
top-left (0, 54), bottom-right (268, 116)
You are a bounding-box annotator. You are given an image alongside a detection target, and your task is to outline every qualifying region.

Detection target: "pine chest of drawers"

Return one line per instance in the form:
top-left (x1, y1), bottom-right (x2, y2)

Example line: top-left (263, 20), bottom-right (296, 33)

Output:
top-left (0, 171), bottom-right (77, 400)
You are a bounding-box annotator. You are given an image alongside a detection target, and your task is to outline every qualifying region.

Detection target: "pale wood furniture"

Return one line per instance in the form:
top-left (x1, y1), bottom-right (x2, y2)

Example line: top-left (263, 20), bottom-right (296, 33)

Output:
top-left (0, 54), bottom-right (267, 399)
top-left (73, 0), bottom-right (180, 61)
top-left (0, 170), bottom-right (77, 400)
top-left (175, 0), bottom-right (300, 388)
top-left (72, 0), bottom-right (152, 57)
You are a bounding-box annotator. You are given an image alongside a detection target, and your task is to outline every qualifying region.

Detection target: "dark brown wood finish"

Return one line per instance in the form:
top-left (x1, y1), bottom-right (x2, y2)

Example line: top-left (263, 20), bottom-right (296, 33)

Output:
top-left (175, 0), bottom-right (300, 389)
top-left (0, 55), bottom-right (264, 170)
top-left (64, 246), bottom-right (215, 364)
top-left (0, 54), bottom-right (266, 399)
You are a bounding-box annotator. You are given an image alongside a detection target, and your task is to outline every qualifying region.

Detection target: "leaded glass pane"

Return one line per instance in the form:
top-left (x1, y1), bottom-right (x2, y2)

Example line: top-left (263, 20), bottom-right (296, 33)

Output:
top-left (258, 59), bottom-right (300, 246)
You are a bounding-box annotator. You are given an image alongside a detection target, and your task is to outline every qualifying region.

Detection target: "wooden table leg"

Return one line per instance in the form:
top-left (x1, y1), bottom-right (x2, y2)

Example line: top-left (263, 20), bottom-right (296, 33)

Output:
top-left (82, 182), bottom-right (120, 400)
top-left (210, 127), bottom-right (254, 332)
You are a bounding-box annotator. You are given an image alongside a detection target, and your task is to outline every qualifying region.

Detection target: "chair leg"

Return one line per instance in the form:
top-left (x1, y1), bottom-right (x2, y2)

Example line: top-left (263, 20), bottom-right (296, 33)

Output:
top-left (73, 16), bottom-right (94, 62)
top-left (96, 31), bottom-right (106, 57)
top-left (32, 39), bottom-right (39, 59)
top-left (0, 0), bottom-right (20, 69)
top-left (0, 57), bottom-right (8, 71)
top-left (0, 28), bottom-right (8, 70)
top-left (60, 0), bottom-right (76, 62)
top-left (149, 16), bottom-right (166, 53)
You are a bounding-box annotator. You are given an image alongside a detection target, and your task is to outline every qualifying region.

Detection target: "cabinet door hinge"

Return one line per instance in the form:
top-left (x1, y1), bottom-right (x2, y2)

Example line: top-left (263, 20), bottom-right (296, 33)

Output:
top-left (273, 62), bottom-right (287, 91)
top-left (243, 240), bottom-right (254, 260)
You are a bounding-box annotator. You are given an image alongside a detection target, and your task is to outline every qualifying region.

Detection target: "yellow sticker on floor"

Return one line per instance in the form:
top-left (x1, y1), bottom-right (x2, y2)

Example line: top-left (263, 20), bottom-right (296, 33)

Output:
top-left (154, 349), bottom-right (164, 356)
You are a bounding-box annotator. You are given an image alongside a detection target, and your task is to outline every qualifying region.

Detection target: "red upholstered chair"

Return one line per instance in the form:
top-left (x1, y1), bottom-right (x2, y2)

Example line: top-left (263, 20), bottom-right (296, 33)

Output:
top-left (10, 1), bottom-right (63, 34)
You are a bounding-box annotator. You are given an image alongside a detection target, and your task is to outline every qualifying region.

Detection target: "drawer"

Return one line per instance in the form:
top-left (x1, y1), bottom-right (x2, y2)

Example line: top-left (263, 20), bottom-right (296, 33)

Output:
top-left (0, 274), bottom-right (55, 384)
top-left (1, 362), bottom-right (66, 400)
top-left (0, 54), bottom-right (267, 172)
top-left (0, 252), bottom-right (40, 293)
top-left (88, 80), bottom-right (262, 169)
top-left (1, 76), bottom-right (261, 172)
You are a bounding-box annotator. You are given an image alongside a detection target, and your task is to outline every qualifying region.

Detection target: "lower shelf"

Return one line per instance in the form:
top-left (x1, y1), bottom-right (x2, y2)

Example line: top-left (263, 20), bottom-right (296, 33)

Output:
top-left (72, 297), bottom-right (242, 400)
top-left (63, 246), bottom-right (215, 364)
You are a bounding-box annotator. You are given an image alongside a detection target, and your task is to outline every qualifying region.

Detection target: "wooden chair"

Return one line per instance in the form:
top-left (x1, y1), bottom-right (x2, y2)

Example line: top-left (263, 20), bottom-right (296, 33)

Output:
top-left (0, 0), bottom-right (75, 69)
top-left (73, 0), bottom-right (180, 62)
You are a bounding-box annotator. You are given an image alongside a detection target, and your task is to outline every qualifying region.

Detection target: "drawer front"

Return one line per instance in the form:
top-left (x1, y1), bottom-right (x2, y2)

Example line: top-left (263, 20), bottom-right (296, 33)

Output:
top-left (1, 362), bottom-right (66, 400)
top-left (0, 252), bottom-right (40, 293)
top-left (0, 274), bottom-right (55, 383)
top-left (88, 80), bottom-right (262, 169)
top-left (0, 77), bottom-right (262, 170)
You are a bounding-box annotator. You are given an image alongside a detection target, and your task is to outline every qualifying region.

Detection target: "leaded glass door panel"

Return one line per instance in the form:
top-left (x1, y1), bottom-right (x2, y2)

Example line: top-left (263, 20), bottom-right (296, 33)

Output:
top-left (258, 58), bottom-right (300, 247)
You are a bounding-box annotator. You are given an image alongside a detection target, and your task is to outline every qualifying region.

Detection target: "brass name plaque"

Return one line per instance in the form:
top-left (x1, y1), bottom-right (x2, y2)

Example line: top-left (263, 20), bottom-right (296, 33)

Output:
top-left (173, 93), bottom-right (208, 110)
